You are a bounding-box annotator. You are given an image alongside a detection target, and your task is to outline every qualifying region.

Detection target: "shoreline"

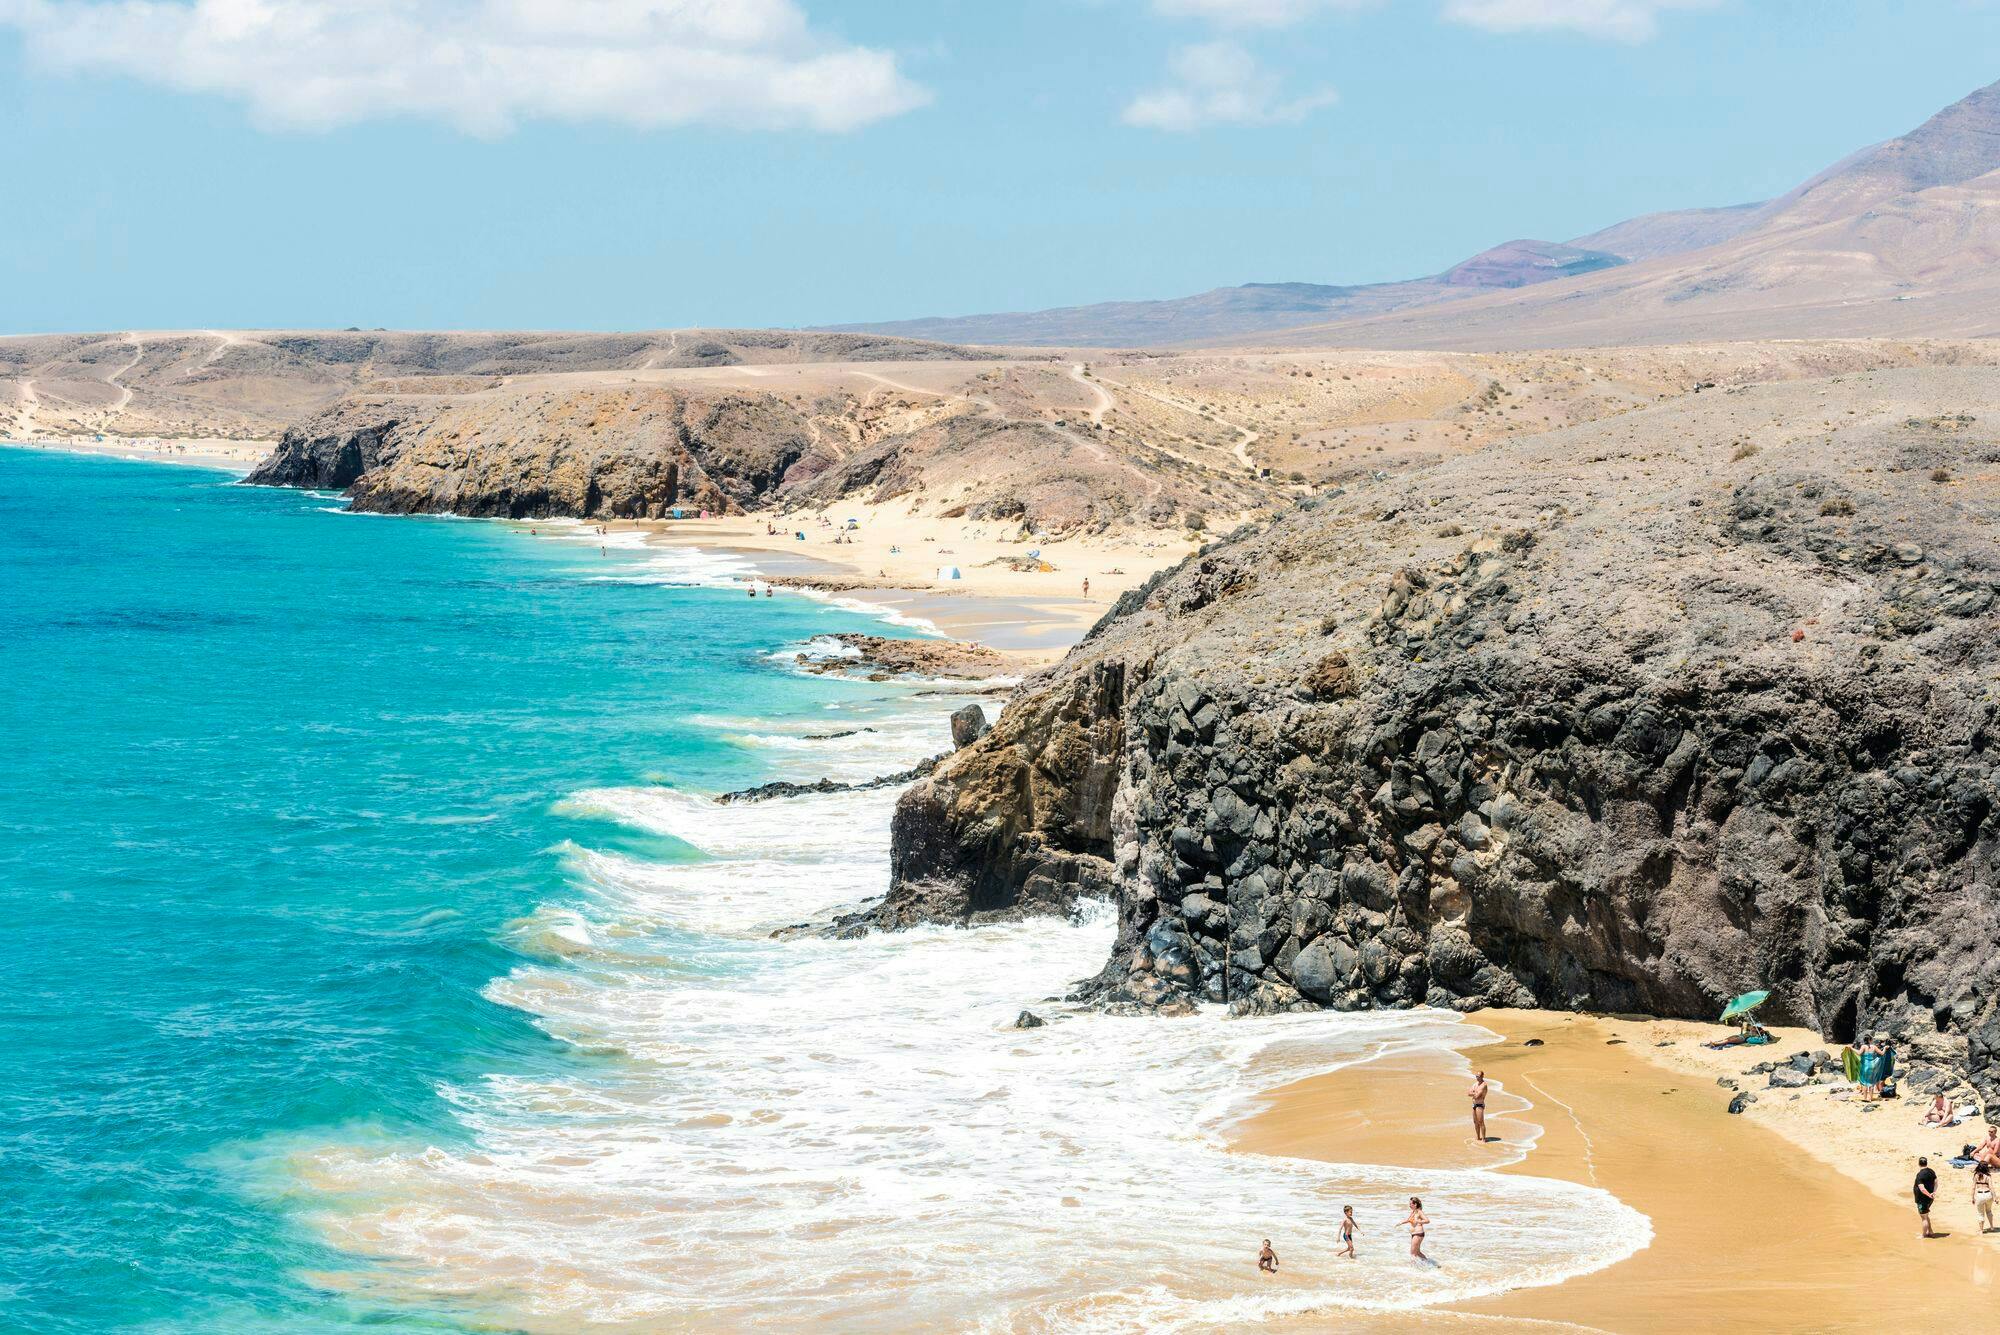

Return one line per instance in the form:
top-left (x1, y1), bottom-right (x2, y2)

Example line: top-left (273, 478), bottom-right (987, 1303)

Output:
top-left (4, 440), bottom-right (1186, 661)
top-left (1235, 1008), bottom-right (1998, 1332)
top-left (621, 498), bottom-right (1201, 660)
top-left (2, 434), bottom-right (271, 473)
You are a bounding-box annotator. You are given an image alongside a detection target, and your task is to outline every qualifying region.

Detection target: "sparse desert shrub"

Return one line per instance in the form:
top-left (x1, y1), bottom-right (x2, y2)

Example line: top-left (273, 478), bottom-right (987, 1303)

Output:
top-left (1819, 498), bottom-right (1855, 517)
top-left (1931, 467), bottom-right (1952, 483)
top-left (1184, 509), bottom-right (1209, 533)
top-left (1732, 442), bottom-right (1760, 462)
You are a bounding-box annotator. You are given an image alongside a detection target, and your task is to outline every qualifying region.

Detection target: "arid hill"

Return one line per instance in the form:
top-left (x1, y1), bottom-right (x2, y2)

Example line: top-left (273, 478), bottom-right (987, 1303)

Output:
top-left (0, 328), bottom-right (983, 442)
top-left (882, 363), bottom-right (2000, 1099)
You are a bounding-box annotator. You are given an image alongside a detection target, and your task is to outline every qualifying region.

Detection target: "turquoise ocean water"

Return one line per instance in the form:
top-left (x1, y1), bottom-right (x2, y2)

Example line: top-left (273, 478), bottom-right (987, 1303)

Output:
top-left (0, 448), bottom-right (937, 1331)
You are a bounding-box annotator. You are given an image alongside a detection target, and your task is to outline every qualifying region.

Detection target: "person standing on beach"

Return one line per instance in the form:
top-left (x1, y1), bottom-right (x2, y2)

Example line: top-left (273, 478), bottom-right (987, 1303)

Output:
top-left (1338, 1205), bottom-right (1358, 1259)
top-left (1915, 1157), bottom-right (1938, 1237)
top-left (1468, 1071), bottom-right (1489, 1143)
top-left (1400, 1197), bottom-right (1430, 1262)
top-left (1974, 1164), bottom-right (1996, 1234)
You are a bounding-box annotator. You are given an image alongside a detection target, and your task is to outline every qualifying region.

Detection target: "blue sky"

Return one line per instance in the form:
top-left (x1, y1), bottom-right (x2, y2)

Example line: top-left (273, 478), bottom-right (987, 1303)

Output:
top-left (2, 0), bottom-right (1997, 333)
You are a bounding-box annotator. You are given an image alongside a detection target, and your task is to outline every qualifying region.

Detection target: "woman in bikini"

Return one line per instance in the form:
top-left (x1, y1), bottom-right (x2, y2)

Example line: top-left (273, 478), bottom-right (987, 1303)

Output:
top-left (1400, 1197), bottom-right (1430, 1262)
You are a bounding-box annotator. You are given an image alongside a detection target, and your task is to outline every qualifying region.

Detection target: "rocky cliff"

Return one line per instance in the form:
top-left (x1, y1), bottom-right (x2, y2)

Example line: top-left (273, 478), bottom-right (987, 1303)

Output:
top-left (885, 366), bottom-right (2000, 1099)
top-left (245, 385), bottom-right (830, 518)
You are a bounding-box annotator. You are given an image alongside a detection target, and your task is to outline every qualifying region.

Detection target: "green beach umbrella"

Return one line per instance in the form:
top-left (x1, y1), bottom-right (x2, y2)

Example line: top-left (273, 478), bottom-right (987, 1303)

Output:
top-left (1720, 989), bottom-right (1770, 1022)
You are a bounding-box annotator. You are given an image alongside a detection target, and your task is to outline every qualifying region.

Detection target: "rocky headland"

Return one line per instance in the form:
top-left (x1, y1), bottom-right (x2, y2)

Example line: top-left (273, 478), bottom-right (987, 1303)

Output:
top-left (883, 365), bottom-right (2000, 1099)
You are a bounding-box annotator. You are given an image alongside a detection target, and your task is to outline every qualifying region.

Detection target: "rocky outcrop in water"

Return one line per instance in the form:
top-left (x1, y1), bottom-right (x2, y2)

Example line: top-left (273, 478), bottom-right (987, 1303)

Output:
top-left (885, 367), bottom-right (2000, 1097)
top-left (797, 634), bottom-right (1014, 682)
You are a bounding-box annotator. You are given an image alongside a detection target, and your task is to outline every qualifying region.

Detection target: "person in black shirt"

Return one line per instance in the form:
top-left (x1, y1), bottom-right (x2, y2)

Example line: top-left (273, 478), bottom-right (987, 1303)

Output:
top-left (1915, 1156), bottom-right (1939, 1237)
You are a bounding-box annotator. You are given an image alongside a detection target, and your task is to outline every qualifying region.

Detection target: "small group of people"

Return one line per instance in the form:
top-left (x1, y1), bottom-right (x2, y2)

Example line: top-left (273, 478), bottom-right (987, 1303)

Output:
top-left (1256, 1198), bottom-right (1433, 1275)
top-left (1912, 1127), bottom-right (2000, 1238)
top-left (1255, 1069), bottom-right (1494, 1276)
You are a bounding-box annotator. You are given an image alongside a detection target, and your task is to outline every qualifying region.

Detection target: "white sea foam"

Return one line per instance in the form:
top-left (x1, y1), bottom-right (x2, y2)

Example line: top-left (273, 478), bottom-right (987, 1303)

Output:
top-left (788, 583), bottom-right (946, 636)
top-left (298, 695), bottom-right (1652, 1332)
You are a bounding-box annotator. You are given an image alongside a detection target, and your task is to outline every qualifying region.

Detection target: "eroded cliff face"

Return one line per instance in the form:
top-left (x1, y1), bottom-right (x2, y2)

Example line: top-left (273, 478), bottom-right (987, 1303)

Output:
top-left (888, 367), bottom-right (2000, 1098)
top-left (244, 386), bottom-right (818, 518)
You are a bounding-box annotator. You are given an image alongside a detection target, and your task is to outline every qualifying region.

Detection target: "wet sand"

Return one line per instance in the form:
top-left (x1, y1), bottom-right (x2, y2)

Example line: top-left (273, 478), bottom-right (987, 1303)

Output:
top-left (1236, 1010), bottom-right (1998, 1333)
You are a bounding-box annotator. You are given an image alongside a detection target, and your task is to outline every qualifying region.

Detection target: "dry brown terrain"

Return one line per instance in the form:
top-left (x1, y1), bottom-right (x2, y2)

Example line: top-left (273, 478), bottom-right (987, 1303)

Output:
top-left (13, 330), bottom-right (2000, 544)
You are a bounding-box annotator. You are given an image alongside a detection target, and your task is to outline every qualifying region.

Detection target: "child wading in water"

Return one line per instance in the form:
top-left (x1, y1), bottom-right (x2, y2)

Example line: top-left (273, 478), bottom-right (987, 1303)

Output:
top-left (1258, 1239), bottom-right (1280, 1273)
top-left (1400, 1197), bottom-right (1431, 1263)
top-left (1338, 1205), bottom-right (1358, 1258)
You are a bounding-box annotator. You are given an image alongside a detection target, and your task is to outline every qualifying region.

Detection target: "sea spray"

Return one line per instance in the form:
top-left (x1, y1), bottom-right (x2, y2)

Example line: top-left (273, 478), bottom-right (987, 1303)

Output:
top-left (299, 693), bottom-right (1651, 1332)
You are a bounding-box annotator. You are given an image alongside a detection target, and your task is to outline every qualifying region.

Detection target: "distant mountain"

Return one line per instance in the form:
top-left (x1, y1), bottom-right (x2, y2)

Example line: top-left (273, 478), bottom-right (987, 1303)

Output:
top-left (830, 77), bottom-right (2000, 350)
top-left (1250, 76), bottom-right (2000, 350)
top-left (826, 239), bottom-right (1627, 347)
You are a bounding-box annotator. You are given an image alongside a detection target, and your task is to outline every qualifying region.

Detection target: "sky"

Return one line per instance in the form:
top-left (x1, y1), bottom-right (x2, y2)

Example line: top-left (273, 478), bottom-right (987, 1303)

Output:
top-left (1, 0), bottom-right (1997, 334)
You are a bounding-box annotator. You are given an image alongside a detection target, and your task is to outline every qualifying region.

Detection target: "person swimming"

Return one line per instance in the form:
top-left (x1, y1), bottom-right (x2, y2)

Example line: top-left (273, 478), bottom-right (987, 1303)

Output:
top-left (1257, 1239), bottom-right (1279, 1273)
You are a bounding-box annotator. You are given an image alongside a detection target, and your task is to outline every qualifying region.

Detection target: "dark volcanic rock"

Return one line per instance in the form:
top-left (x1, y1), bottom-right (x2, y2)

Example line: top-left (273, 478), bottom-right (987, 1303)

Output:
top-left (885, 367), bottom-right (2000, 1100)
top-left (716, 755), bottom-right (940, 804)
top-left (951, 704), bottom-right (990, 749)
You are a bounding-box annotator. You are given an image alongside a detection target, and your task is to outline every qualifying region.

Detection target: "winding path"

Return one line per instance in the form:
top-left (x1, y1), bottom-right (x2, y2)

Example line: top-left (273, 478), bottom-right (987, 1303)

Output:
top-left (1091, 370), bottom-right (1261, 478)
top-left (1070, 362), bottom-right (1114, 427)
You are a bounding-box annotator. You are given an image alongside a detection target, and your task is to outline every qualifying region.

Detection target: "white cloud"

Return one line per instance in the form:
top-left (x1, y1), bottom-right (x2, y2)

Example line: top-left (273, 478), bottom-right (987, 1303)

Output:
top-left (0, 0), bottom-right (929, 134)
top-left (1442, 0), bottom-right (1723, 42)
top-left (1122, 40), bottom-right (1336, 131)
top-left (1149, 0), bottom-right (1378, 27)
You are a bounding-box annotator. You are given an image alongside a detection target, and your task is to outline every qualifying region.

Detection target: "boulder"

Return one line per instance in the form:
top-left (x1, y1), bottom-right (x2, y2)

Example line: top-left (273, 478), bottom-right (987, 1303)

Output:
top-left (951, 704), bottom-right (990, 749)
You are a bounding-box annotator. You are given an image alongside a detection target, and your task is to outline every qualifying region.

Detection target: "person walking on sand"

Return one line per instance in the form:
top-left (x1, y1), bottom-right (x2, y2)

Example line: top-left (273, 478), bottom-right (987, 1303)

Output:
top-left (1082, 577), bottom-right (1090, 597)
top-left (1468, 1071), bottom-right (1489, 1143)
top-left (1400, 1197), bottom-right (1430, 1262)
top-left (1975, 1164), bottom-right (1996, 1234)
top-left (1338, 1205), bottom-right (1358, 1259)
top-left (1915, 1157), bottom-right (1938, 1237)
top-left (1258, 1239), bottom-right (1279, 1273)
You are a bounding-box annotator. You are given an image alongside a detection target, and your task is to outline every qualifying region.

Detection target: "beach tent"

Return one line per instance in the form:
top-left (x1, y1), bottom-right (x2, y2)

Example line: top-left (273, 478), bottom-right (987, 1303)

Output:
top-left (936, 566), bottom-right (961, 580)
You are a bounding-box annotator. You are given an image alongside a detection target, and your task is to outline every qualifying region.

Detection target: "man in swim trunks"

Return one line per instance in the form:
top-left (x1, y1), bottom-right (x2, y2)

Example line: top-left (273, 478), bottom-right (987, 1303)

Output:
top-left (1338, 1205), bottom-right (1358, 1258)
top-left (1915, 1157), bottom-right (1938, 1237)
top-left (1469, 1071), bottom-right (1489, 1143)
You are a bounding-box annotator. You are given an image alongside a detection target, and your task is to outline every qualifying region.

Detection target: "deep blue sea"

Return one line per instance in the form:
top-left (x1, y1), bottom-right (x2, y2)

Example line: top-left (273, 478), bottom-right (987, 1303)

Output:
top-left (0, 446), bottom-right (1651, 1332)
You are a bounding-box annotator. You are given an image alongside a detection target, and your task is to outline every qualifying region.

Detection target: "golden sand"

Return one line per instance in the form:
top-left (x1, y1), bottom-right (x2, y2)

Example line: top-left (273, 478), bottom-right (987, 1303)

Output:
top-left (1235, 1010), bottom-right (1999, 1333)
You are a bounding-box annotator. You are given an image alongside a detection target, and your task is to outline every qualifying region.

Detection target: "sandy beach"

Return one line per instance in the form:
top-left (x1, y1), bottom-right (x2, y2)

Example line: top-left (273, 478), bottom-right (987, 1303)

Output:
top-left (2, 435), bottom-right (272, 473)
top-left (1236, 1009), bottom-right (1998, 1332)
top-left (625, 497), bottom-right (1209, 656)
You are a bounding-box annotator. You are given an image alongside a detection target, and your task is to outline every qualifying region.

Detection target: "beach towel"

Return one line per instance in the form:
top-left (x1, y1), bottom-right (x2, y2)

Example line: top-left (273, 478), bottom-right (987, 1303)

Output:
top-left (1842, 1047), bottom-right (1860, 1083)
